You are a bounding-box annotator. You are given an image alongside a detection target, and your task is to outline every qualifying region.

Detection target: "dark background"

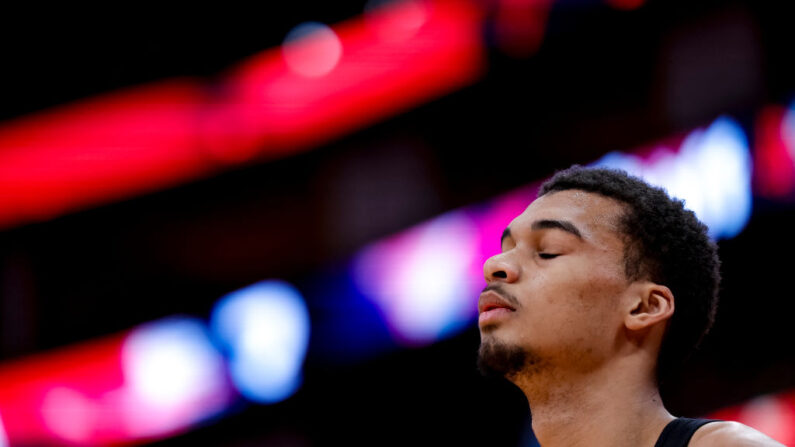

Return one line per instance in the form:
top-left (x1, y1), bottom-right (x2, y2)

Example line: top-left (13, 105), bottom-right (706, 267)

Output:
top-left (1, 0), bottom-right (793, 445)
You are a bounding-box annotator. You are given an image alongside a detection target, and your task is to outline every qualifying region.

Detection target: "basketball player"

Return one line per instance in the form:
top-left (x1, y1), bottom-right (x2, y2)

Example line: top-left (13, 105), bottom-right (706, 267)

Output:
top-left (478, 166), bottom-right (783, 446)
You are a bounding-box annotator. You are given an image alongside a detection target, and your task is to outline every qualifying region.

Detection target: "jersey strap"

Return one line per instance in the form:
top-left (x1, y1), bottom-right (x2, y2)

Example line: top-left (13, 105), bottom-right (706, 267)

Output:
top-left (654, 417), bottom-right (720, 447)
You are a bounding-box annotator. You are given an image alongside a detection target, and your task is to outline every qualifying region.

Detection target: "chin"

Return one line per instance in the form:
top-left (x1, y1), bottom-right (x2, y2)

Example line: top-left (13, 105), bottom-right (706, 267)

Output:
top-left (477, 337), bottom-right (527, 378)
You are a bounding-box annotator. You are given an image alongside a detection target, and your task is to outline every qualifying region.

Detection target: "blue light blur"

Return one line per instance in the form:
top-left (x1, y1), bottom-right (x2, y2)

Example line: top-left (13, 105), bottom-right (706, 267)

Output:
top-left (785, 100), bottom-right (795, 156)
top-left (305, 265), bottom-right (395, 363)
top-left (595, 116), bottom-right (753, 239)
top-left (351, 212), bottom-right (482, 346)
top-left (210, 280), bottom-right (311, 404)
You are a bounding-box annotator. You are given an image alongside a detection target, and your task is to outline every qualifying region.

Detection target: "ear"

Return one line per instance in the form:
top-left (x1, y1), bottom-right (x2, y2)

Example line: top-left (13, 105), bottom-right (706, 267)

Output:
top-left (624, 282), bottom-right (675, 332)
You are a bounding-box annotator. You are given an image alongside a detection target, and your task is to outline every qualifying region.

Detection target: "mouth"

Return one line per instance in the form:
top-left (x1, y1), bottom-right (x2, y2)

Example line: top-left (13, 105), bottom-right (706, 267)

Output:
top-left (478, 290), bottom-right (517, 315)
top-left (480, 302), bottom-right (515, 313)
top-left (477, 290), bottom-right (517, 328)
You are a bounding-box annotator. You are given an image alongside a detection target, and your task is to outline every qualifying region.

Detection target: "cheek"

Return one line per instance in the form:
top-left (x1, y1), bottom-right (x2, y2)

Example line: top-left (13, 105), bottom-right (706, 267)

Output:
top-left (506, 257), bottom-right (626, 342)
top-left (567, 249), bottom-right (626, 295)
top-left (539, 260), bottom-right (625, 333)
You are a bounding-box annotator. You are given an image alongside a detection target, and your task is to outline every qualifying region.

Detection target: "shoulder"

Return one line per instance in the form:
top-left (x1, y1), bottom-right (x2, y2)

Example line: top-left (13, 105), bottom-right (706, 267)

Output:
top-left (690, 421), bottom-right (785, 446)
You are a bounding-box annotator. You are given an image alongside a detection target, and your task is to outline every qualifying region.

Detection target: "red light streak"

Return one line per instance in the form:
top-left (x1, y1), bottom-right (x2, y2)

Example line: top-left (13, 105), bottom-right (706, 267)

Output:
top-left (0, 333), bottom-right (127, 445)
top-left (0, 0), bottom-right (485, 230)
top-left (0, 1), bottom-right (487, 443)
top-left (0, 325), bottom-right (234, 446)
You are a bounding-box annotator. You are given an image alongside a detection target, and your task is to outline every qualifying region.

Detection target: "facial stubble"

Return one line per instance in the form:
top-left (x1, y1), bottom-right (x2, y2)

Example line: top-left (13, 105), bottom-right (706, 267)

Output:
top-left (477, 334), bottom-right (536, 379)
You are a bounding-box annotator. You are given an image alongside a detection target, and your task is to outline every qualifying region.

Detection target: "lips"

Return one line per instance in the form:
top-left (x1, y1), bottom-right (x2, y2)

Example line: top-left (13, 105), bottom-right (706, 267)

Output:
top-left (478, 290), bottom-right (516, 315)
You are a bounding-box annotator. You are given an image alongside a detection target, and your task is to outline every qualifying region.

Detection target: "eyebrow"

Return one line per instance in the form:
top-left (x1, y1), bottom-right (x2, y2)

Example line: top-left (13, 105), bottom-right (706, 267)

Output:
top-left (501, 219), bottom-right (584, 244)
top-left (532, 219), bottom-right (583, 239)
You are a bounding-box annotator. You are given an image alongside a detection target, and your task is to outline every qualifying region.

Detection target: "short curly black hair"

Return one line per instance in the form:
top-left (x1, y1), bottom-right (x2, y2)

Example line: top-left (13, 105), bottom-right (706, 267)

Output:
top-left (538, 165), bottom-right (721, 384)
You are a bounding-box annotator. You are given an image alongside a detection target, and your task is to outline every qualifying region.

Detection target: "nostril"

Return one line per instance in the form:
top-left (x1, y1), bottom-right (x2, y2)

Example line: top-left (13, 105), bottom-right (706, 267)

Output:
top-left (493, 270), bottom-right (507, 279)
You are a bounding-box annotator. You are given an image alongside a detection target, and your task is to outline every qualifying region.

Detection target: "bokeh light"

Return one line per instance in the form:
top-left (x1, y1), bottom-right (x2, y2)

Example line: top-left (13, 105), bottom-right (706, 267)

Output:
top-left (40, 387), bottom-right (94, 444)
top-left (120, 318), bottom-right (232, 439)
top-left (353, 212), bottom-right (480, 345)
top-left (210, 280), bottom-right (311, 404)
top-left (0, 415), bottom-right (7, 447)
top-left (282, 22), bottom-right (343, 78)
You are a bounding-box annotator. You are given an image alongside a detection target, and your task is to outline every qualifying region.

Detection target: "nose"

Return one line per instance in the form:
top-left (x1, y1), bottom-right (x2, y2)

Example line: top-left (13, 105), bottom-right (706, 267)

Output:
top-left (483, 252), bottom-right (519, 283)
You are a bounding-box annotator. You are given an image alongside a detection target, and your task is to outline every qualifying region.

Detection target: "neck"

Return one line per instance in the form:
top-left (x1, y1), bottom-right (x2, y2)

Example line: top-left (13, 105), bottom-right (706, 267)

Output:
top-left (511, 357), bottom-right (673, 447)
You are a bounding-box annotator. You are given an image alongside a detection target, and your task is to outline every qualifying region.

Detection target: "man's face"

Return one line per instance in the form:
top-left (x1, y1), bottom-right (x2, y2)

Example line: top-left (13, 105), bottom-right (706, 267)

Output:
top-left (478, 189), bottom-right (634, 377)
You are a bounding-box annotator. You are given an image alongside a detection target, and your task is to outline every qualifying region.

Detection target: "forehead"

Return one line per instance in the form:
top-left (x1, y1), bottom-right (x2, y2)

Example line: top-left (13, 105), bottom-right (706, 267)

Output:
top-left (511, 189), bottom-right (626, 241)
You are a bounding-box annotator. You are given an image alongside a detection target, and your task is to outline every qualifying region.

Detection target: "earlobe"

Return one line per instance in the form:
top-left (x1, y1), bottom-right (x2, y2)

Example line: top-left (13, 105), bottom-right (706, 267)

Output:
top-left (625, 283), bottom-right (675, 331)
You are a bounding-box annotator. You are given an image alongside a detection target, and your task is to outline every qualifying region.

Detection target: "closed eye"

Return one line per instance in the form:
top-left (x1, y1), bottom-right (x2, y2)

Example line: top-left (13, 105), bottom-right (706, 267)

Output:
top-left (539, 253), bottom-right (560, 259)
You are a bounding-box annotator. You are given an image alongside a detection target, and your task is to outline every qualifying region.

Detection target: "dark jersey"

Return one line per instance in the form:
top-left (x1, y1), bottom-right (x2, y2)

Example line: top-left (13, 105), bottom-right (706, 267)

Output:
top-left (654, 417), bottom-right (719, 447)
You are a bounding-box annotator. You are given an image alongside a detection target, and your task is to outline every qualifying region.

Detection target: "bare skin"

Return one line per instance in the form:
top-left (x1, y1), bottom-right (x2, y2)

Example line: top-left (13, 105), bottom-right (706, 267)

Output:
top-left (479, 190), bottom-right (783, 447)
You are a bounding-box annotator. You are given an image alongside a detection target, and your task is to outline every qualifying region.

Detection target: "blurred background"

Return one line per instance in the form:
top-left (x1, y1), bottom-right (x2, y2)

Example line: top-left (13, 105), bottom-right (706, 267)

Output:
top-left (0, 0), bottom-right (794, 445)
